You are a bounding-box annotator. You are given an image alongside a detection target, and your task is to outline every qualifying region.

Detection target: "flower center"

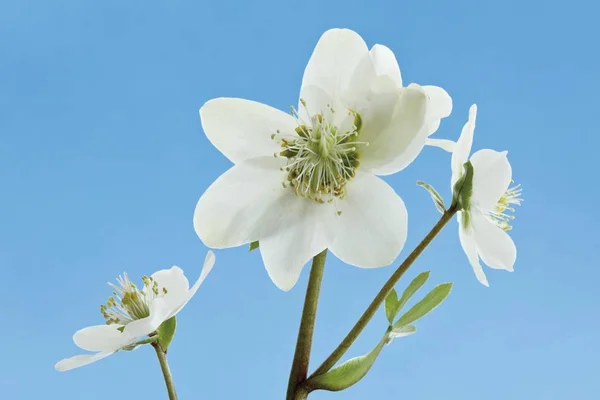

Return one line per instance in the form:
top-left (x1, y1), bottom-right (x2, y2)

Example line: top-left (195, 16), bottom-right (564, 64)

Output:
top-left (273, 100), bottom-right (367, 205)
top-left (488, 183), bottom-right (522, 231)
top-left (100, 273), bottom-right (168, 325)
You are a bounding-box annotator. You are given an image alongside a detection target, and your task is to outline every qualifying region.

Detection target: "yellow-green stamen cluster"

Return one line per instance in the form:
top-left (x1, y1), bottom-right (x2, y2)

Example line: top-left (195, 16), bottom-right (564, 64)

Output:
top-left (489, 183), bottom-right (522, 231)
top-left (100, 273), bottom-right (167, 325)
top-left (273, 101), bottom-right (367, 205)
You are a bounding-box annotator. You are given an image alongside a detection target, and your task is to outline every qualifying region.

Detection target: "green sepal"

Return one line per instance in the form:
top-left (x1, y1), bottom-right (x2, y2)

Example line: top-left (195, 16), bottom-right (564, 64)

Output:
top-left (121, 335), bottom-right (158, 351)
top-left (308, 337), bottom-right (386, 392)
top-left (384, 289), bottom-right (399, 325)
top-left (417, 181), bottom-right (446, 213)
top-left (249, 241), bottom-right (260, 251)
top-left (157, 316), bottom-right (177, 351)
top-left (394, 283), bottom-right (453, 329)
top-left (397, 271), bottom-right (430, 313)
top-left (452, 161), bottom-right (474, 211)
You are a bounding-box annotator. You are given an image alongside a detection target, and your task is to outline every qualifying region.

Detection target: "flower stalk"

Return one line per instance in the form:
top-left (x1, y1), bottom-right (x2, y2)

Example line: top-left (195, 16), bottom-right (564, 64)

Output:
top-left (286, 250), bottom-right (328, 400)
top-left (308, 206), bottom-right (458, 381)
top-left (153, 342), bottom-right (178, 400)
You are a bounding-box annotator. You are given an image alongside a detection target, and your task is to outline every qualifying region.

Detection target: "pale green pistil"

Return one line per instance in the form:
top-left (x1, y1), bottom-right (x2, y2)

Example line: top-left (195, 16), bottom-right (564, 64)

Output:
top-left (274, 104), bottom-right (366, 205)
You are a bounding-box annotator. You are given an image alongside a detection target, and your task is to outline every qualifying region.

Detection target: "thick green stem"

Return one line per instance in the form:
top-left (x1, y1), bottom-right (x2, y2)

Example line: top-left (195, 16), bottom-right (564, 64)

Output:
top-left (286, 250), bottom-right (328, 400)
top-left (310, 207), bottom-right (457, 378)
top-left (153, 342), bottom-right (178, 400)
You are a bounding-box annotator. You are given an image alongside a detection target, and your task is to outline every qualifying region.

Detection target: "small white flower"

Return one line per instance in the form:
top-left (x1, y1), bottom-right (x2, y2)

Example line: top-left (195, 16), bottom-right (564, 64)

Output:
top-left (194, 28), bottom-right (452, 291)
top-left (54, 252), bottom-right (215, 371)
top-left (452, 105), bottom-right (522, 286)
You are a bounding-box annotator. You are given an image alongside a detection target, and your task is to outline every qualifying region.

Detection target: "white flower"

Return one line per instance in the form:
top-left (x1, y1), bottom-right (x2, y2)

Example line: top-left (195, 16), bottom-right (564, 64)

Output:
top-left (55, 252), bottom-right (215, 371)
top-left (452, 105), bottom-right (522, 286)
top-left (194, 28), bottom-right (452, 291)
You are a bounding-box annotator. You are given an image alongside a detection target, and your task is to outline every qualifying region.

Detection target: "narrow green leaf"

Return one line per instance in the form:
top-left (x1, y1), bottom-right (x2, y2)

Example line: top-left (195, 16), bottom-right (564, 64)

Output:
top-left (385, 324), bottom-right (417, 344)
top-left (384, 289), bottom-right (399, 324)
top-left (397, 271), bottom-right (430, 313)
top-left (308, 338), bottom-right (386, 392)
top-left (249, 241), bottom-right (260, 251)
top-left (390, 324), bottom-right (417, 338)
top-left (394, 283), bottom-right (453, 328)
top-left (157, 316), bottom-right (177, 351)
top-left (417, 180), bottom-right (446, 213)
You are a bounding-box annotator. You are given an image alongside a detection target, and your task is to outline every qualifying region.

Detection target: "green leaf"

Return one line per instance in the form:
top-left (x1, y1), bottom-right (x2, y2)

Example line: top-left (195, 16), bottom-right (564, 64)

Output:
top-left (397, 271), bottom-right (430, 313)
top-left (386, 324), bottom-right (417, 344)
top-left (390, 324), bottom-right (417, 338)
top-left (394, 283), bottom-right (453, 328)
top-left (417, 180), bottom-right (446, 213)
top-left (249, 241), bottom-right (260, 251)
top-left (157, 316), bottom-right (177, 351)
top-left (384, 289), bottom-right (399, 324)
top-left (308, 338), bottom-right (386, 392)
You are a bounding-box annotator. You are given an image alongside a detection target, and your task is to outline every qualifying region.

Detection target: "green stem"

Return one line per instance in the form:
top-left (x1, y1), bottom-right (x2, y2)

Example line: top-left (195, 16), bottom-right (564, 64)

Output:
top-left (153, 342), bottom-right (178, 400)
top-left (286, 250), bottom-right (328, 400)
top-left (310, 207), bottom-right (457, 378)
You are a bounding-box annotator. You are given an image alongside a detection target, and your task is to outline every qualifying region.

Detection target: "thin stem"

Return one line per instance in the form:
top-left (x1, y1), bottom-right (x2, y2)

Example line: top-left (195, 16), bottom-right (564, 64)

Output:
top-left (310, 207), bottom-right (457, 378)
top-left (153, 342), bottom-right (178, 400)
top-left (286, 250), bottom-right (328, 400)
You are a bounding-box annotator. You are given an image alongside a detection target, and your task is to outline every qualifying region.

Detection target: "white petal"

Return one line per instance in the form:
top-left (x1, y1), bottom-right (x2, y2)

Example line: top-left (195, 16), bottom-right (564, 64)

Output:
top-left (259, 197), bottom-right (337, 291)
top-left (361, 84), bottom-right (429, 175)
top-left (300, 29), bottom-right (369, 102)
top-left (55, 351), bottom-right (114, 372)
top-left (340, 51), bottom-right (377, 108)
top-left (200, 98), bottom-right (297, 163)
top-left (451, 104), bottom-right (477, 187)
top-left (329, 172), bottom-right (407, 268)
top-left (122, 297), bottom-right (171, 339)
top-left (167, 251), bottom-right (216, 318)
top-left (458, 213), bottom-right (489, 286)
top-left (423, 85), bottom-right (452, 135)
top-left (150, 266), bottom-right (190, 317)
top-left (470, 149), bottom-right (512, 211)
top-left (72, 324), bottom-right (131, 352)
top-left (298, 85), bottom-right (334, 124)
top-left (369, 44), bottom-right (402, 87)
top-left (194, 156), bottom-right (290, 249)
top-left (352, 74), bottom-right (399, 147)
top-left (425, 138), bottom-right (456, 152)
top-left (471, 212), bottom-right (516, 271)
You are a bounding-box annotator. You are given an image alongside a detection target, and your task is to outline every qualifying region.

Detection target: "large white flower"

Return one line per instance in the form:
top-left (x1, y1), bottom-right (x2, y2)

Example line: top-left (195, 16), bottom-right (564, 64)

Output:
top-left (55, 252), bottom-right (215, 371)
top-left (194, 28), bottom-right (452, 291)
top-left (451, 105), bottom-right (522, 286)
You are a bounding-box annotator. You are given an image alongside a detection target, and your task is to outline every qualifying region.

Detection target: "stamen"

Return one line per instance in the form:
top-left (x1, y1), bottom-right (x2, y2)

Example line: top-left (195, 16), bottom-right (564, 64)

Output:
top-left (488, 183), bottom-right (523, 231)
top-left (272, 101), bottom-right (368, 205)
top-left (100, 272), bottom-right (169, 325)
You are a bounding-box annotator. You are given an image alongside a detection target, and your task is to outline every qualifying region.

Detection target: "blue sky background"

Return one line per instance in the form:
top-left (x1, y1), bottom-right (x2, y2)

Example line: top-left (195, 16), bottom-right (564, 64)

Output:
top-left (1, 1), bottom-right (598, 399)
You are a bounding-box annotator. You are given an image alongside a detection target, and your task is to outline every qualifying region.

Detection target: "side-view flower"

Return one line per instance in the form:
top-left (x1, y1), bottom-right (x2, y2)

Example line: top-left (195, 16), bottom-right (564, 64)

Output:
top-left (451, 105), bottom-right (522, 285)
top-left (194, 28), bottom-right (453, 291)
top-left (55, 251), bottom-right (215, 372)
